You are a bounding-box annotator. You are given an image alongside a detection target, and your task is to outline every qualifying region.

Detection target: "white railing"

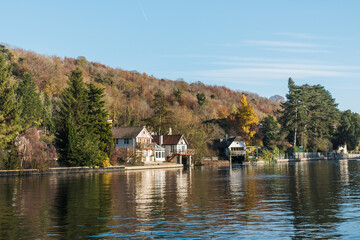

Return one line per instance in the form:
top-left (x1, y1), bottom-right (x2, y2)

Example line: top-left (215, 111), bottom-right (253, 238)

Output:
top-left (230, 150), bottom-right (246, 156)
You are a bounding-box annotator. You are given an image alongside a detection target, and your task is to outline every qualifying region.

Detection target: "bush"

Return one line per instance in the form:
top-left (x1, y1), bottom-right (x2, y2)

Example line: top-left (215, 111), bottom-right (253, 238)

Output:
top-left (101, 157), bottom-right (111, 168)
top-left (258, 149), bottom-right (274, 162)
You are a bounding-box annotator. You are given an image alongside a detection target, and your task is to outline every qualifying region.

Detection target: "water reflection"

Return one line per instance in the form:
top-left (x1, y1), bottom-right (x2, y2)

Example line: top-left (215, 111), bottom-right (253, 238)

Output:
top-left (0, 160), bottom-right (360, 239)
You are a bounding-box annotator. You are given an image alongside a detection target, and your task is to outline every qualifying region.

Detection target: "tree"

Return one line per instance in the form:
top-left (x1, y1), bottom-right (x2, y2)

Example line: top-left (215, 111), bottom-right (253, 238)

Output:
top-left (306, 85), bottom-right (339, 151)
top-left (279, 79), bottom-right (339, 151)
top-left (17, 73), bottom-right (43, 129)
top-left (229, 94), bottom-right (259, 143)
top-left (149, 89), bottom-right (173, 134)
top-left (55, 68), bottom-right (103, 166)
top-left (42, 92), bottom-right (55, 135)
top-left (196, 93), bottom-right (206, 107)
top-left (0, 55), bottom-right (22, 149)
top-left (333, 110), bottom-right (360, 151)
top-left (261, 115), bottom-right (279, 149)
top-left (173, 89), bottom-right (182, 103)
top-left (87, 82), bottom-right (113, 155)
top-left (279, 78), bottom-right (302, 147)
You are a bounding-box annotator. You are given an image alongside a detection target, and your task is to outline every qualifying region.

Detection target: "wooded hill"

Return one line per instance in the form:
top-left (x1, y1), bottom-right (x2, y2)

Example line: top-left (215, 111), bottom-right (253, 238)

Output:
top-left (4, 45), bottom-right (281, 136)
top-left (1, 44), bottom-right (360, 169)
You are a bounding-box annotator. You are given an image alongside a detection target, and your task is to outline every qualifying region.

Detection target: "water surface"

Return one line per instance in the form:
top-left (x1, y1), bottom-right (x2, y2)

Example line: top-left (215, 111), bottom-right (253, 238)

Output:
top-left (0, 160), bottom-right (360, 239)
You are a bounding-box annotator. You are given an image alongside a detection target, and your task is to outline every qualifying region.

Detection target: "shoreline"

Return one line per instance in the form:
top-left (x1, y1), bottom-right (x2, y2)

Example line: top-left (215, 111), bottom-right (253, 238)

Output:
top-left (1, 156), bottom-right (359, 176)
top-left (0, 163), bottom-right (184, 177)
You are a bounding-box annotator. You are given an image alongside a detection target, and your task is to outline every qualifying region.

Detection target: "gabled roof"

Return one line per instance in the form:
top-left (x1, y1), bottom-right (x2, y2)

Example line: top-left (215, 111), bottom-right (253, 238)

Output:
top-left (208, 136), bottom-right (246, 149)
top-left (227, 136), bottom-right (246, 148)
top-left (153, 135), bottom-right (188, 145)
top-left (112, 126), bottom-right (146, 139)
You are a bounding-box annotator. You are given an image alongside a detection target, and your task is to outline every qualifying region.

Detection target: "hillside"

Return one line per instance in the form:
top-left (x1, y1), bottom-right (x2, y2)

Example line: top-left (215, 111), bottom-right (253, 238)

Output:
top-left (5, 45), bottom-right (281, 128)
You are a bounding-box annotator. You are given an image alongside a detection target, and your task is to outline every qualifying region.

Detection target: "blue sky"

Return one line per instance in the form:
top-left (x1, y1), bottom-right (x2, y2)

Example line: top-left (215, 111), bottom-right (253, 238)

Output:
top-left (1, 0), bottom-right (360, 112)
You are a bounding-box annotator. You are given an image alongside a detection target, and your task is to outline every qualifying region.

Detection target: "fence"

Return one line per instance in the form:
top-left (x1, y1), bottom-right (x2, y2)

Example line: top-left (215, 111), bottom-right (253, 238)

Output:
top-left (276, 152), bottom-right (360, 160)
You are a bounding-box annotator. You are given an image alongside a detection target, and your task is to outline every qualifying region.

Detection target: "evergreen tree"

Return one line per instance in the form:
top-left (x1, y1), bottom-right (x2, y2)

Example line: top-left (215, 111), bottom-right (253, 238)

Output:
top-left (42, 92), bottom-right (55, 135)
top-left (16, 73), bottom-right (43, 129)
top-left (306, 85), bottom-right (339, 151)
top-left (55, 68), bottom-right (103, 166)
top-left (87, 82), bottom-right (113, 155)
top-left (279, 78), bottom-right (302, 147)
top-left (333, 110), bottom-right (360, 151)
top-left (196, 93), bottom-right (206, 107)
top-left (261, 115), bottom-right (279, 149)
top-left (279, 78), bottom-right (339, 151)
top-left (0, 55), bottom-right (22, 149)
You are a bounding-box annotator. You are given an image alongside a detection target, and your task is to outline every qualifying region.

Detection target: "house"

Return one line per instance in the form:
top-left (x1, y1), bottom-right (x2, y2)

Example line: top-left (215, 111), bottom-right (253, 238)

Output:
top-left (208, 136), bottom-right (246, 163)
top-left (154, 144), bottom-right (166, 162)
top-left (112, 126), bottom-right (155, 162)
top-left (152, 134), bottom-right (195, 165)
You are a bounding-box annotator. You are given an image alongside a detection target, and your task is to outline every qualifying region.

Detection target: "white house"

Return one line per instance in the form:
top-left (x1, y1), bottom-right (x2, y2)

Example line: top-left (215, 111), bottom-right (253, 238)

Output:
top-left (152, 135), bottom-right (194, 164)
top-left (208, 136), bottom-right (246, 163)
top-left (112, 126), bottom-right (155, 162)
top-left (225, 136), bottom-right (247, 158)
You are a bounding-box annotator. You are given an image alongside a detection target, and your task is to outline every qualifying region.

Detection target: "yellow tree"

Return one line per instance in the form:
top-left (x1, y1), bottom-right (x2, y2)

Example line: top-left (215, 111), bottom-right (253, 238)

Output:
top-left (236, 94), bottom-right (259, 143)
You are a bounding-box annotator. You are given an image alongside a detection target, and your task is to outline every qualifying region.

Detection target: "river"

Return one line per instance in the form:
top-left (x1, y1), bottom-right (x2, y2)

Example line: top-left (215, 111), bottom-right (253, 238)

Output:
top-left (0, 160), bottom-right (360, 239)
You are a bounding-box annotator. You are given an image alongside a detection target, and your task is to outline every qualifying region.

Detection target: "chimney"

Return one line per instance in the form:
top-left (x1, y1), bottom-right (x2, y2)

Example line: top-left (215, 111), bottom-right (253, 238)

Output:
top-left (160, 135), bottom-right (163, 145)
top-left (169, 127), bottom-right (172, 135)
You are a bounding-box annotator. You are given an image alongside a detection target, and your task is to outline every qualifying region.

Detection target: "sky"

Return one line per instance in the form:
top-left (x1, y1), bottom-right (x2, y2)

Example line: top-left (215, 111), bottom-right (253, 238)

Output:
top-left (1, 0), bottom-right (360, 112)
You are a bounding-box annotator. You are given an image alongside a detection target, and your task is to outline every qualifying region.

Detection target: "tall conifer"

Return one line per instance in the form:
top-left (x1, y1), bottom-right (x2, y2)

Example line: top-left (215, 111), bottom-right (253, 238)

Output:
top-left (56, 69), bottom-right (112, 166)
top-left (56, 68), bottom-right (98, 166)
top-left (17, 73), bottom-right (43, 129)
top-left (0, 55), bottom-right (21, 148)
top-left (87, 83), bottom-right (113, 155)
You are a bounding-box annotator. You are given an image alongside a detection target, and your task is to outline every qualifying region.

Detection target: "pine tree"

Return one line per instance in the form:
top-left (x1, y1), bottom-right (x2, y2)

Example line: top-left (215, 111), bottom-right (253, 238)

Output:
top-left (0, 55), bottom-right (22, 149)
top-left (56, 68), bottom-right (102, 166)
top-left (261, 115), bottom-right (279, 149)
top-left (87, 82), bottom-right (113, 155)
top-left (17, 73), bottom-right (43, 129)
top-left (279, 78), bottom-right (302, 147)
top-left (56, 69), bottom-right (113, 166)
top-left (279, 79), bottom-right (339, 151)
top-left (42, 92), bottom-right (55, 135)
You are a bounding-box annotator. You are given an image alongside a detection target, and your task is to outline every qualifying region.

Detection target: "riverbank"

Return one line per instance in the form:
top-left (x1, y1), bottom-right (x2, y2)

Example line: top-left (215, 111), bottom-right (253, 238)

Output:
top-left (0, 163), bottom-right (184, 176)
top-left (202, 153), bottom-right (360, 166)
top-left (275, 153), bottom-right (360, 163)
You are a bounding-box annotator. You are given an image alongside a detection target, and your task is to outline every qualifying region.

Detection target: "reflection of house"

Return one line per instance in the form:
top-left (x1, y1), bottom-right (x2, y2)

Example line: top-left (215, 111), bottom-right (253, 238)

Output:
top-left (112, 126), bottom-right (155, 162)
top-left (152, 135), bottom-right (195, 165)
top-left (208, 136), bottom-right (246, 163)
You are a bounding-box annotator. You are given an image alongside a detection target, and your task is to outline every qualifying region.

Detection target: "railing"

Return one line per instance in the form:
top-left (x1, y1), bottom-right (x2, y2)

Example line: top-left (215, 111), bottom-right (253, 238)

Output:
top-left (230, 150), bottom-right (246, 156)
top-left (173, 149), bottom-right (195, 155)
top-left (276, 152), bottom-right (360, 160)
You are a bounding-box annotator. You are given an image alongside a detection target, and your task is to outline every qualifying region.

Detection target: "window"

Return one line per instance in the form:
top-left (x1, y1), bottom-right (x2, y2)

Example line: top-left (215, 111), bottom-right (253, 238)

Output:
top-left (124, 138), bottom-right (130, 144)
top-left (171, 145), bottom-right (175, 152)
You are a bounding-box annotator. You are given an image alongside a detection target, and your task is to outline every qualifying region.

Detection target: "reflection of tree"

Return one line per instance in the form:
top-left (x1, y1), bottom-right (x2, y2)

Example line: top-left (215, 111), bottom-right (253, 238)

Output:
top-left (286, 162), bottom-right (343, 239)
top-left (52, 173), bottom-right (113, 238)
top-left (0, 176), bottom-right (55, 239)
